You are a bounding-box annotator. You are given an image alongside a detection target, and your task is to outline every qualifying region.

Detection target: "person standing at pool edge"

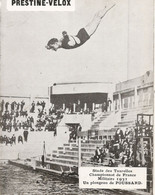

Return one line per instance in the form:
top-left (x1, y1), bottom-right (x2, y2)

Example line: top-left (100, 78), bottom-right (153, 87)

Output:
top-left (46, 2), bottom-right (116, 51)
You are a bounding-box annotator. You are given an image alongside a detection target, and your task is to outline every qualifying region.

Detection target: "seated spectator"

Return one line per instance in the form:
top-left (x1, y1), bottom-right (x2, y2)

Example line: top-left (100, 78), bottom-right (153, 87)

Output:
top-left (100, 146), bottom-right (106, 163)
top-left (115, 128), bottom-right (124, 144)
top-left (94, 147), bottom-right (101, 163)
top-left (108, 159), bottom-right (115, 167)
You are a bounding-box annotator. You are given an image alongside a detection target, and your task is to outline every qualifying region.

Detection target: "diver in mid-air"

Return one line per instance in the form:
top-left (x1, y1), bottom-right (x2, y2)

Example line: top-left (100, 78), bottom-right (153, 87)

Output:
top-left (46, 1), bottom-right (115, 51)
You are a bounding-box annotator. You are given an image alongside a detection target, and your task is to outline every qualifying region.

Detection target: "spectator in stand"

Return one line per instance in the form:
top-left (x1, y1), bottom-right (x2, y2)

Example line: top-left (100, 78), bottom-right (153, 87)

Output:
top-left (100, 146), bottom-right (106, 163)
top-left (37, 101), bottom-right (46, 111)
top-left (84, 108), bottom-right (90, 114)
top-left (8, 121), bottom-right (12, 132)
top-left (12, 134), bottom-right (16, 144)
top-left (17, 102), bottom-right (20, 111)
top-left (23, 130), bottom-right (29, 142)
top-left (0, 136), bottom-right (3, 144)
top-left (115, 128), bottom-right (124, 144)
top-left (5, 102), bottom-right (9, 111)
top-left (102, 102), bottom-right (107, 113)
top-left (30, 101), bottom-right (35, 113)
top-left (0, 99), bottom-right (64, 146)
top-left (108, 159), bottom-right (115, 167)
top-left (20, 110), bottom-right (28, 118)
top-left (30, 116), bottom-right (33, 123)
top-left (77, 124), bottom-right (82, 133)
top-left (90, 126), bottom-right (138, 167)
top-left (13, 120), bottom-right (19, 131)
top-left (42, 101), bottom-right (46, 111)
top-left (124, 128), bottom-right (130, 142)
top-left (18, 135), bottom-right (23, 144)
top-left (76, 102), bottom-right (81, 113)
top-left (5, 136), bottom-right (13, 146)
top-left (20, 100), bottom-right (25, 112)
top-left (94, 147), bottom-right (101, 163)
top-left (11, 101), bottom-right (15, 111)
top-left (1, 100), bottom-right (4, 113)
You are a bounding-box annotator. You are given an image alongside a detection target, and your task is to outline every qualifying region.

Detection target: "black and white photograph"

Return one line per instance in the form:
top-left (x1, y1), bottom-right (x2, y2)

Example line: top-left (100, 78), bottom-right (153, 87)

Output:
top-left (0, 0), bottom-right (154, 194)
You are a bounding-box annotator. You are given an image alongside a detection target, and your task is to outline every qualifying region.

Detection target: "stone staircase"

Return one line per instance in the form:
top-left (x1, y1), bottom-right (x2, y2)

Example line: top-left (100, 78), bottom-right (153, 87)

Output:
top-left (114, 106), bottom-right (153, 129)
top-left (90, 112), bottom-right (112, 130)
top-left (48, 140), bottom-right (104, 167)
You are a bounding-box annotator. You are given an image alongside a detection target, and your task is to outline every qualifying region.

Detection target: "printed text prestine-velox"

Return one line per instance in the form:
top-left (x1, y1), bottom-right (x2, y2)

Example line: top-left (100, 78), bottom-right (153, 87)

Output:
top-left (11, 0), bottom-right (71, 6)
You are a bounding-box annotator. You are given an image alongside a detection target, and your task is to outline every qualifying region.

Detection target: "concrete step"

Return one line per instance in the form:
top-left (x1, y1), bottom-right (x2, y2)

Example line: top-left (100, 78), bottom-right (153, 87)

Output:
top-left (52, 154), bottom-right (78, 160)
top-left (63, 143), bottom-right (70, 146)
top-left (88, 140), bottom-right (104, 144)
top-left (122, 117), bottom-right (137, 121)
top-left (64, 147), bottom-right (96, 153)
top-left (90, 112), bottom-right (112, 129)
top-left (63, 143), bottom-right (77, 147)
top-left (118, 121), bottom-right (135, 124)
top-left (65, 147), bottom-right (78, 151)
top-left (52, 155), bottom-right (92, 164)
top-left (100, 116), bottom-right (109, 119)
top-left (91, 125), bottom-right (99, 127)
top-left (54, 150), bottom-right (95, 157)
top-left (81, 143), bottom-right (103, 148)
top-left (114, 124), bottom-right (134, 128)
top-left (52, 158), bottom-right (78, 166)
top-left (94, 122), bottom-right (101, 124)
top-left (58, 147), bottom-right (63, 150)
top-left (45, 159), bottom-right (77, 168)
top-left (91, 127), bottom-right (100, 130)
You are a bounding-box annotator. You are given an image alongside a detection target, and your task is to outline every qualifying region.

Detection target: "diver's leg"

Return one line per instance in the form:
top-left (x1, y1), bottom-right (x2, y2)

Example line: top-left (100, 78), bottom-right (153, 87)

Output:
top-left (85, 2), bottom-right (115, 36)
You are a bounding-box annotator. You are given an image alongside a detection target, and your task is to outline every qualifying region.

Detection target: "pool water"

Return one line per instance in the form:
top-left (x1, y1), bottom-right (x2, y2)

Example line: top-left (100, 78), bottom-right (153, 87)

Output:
top-left (0, 163), bottom-right (138, 195)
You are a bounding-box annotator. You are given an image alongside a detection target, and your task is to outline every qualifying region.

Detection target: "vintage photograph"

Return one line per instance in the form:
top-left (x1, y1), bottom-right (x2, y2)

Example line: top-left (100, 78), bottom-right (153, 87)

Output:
top-left (0, 0), bottom-right (154, 194)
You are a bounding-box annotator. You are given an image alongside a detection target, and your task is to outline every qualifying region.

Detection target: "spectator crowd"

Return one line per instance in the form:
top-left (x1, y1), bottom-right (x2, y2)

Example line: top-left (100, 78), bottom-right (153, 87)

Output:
top-left (92, 126), bottom-right (152, 168)
top-left (0, 99), bottom-right (64, 146)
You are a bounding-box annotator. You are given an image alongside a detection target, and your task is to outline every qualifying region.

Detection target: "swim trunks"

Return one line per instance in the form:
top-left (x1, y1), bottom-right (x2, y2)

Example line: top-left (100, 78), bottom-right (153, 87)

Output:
top-left (61, 28), bottom-right (90, 49)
